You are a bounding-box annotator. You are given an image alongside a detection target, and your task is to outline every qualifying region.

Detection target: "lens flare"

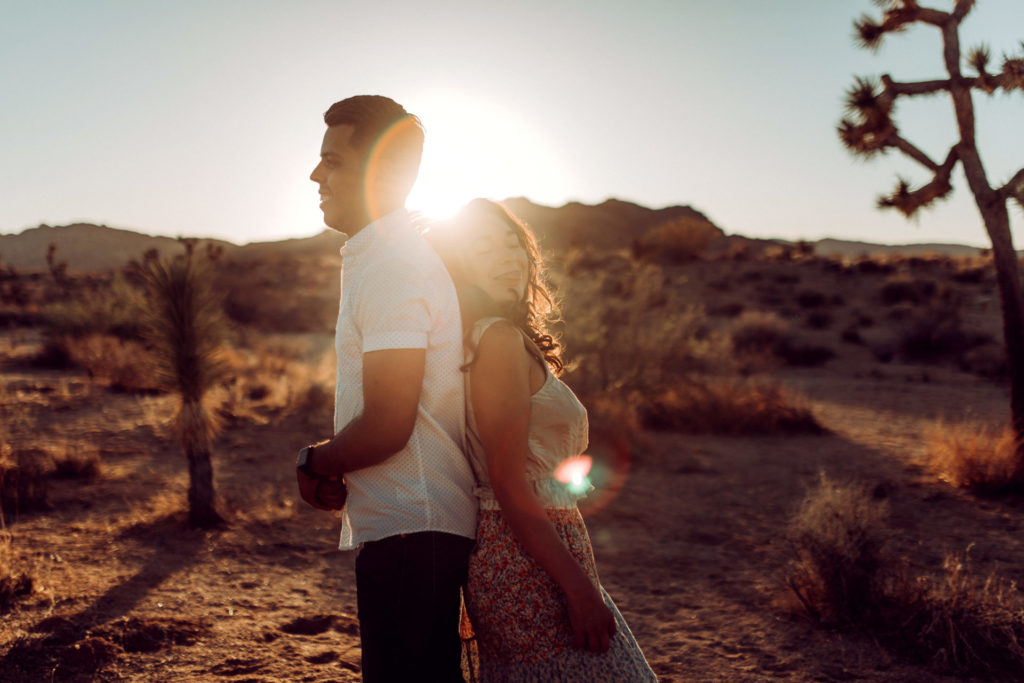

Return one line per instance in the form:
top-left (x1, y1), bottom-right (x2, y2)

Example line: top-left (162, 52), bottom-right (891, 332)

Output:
top-left (363, 116), bottom-right (422, 222)
top-left (554, 455), bottom-right (593, 495)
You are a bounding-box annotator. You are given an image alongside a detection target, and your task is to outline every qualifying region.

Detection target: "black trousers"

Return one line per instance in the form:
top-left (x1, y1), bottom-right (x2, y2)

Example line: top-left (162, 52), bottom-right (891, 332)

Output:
top-left (355, 531), bottom-right (475, 683)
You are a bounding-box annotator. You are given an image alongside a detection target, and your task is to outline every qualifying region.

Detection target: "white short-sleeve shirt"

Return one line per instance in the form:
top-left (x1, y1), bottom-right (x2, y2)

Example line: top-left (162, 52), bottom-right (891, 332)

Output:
top-left (333, 209), bottom-right (477, 549)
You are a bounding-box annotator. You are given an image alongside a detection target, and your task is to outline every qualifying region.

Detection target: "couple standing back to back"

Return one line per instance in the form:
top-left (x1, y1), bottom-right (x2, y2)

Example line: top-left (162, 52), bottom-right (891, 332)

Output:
top-left (296, 94), bottom-right (656, 682)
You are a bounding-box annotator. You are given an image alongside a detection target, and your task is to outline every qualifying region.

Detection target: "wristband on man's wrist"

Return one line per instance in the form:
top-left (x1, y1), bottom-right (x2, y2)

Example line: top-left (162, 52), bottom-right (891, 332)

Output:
top-left (296, 444), bottom-right (317, 477)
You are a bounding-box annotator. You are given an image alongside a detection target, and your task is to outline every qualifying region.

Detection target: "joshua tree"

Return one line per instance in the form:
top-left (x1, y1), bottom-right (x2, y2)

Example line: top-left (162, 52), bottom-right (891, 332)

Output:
top-left (45, 242), bottom-right (68, 288)
top-left (839, 0), bottom-right (1024, 454)
top-left (137, 241), bottom-right (225, 526)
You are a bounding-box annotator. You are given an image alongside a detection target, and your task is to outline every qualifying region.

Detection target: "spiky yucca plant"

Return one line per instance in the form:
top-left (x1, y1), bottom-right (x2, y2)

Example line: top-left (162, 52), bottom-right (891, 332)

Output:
top-left (839, 1), bottom-right (1024, 469)
top-left (138, 240), bottom-right (225, 526)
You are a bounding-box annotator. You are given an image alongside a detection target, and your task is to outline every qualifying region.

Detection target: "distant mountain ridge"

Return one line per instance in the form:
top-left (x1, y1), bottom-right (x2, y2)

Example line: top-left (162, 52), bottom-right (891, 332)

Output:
top-left (0, 198), bottom-right (995, 273)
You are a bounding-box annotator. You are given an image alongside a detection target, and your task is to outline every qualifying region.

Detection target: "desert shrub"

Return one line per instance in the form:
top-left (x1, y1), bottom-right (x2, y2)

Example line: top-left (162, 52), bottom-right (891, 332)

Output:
top-left (29, 336), bottom-right (76, 369)
top-left (639, 378), bottom-right (824, 435)
top-left (926, 421), bottom-right (1022, 494)
top-left (0, 275), bottom-right (31, 308)
top-left (215, 254), bottom-right (337, 333)
top-left (730, 312), bottom-right (835, 368)
top-left (786, 475), bottom-right (1024, 677)
top-left (564, 246), bottom-right (633, 276)
top-left (708, 302), bottom-right (744, 318)
top-left (634, 216), bottom-right (721, 264)
top-left (805, 311), bottom-right (832, 329)
top-left (730, 311), bottom-right (790, 357)
top-left (854, 258), bottom-right (895, 275)
top-left (855, 312), bottom-right (875, 327)
top-left (775, 273), bottom-right (800, 285)
top-left (796, 290), bottom-right (827, 308)
top-left (43, 272), bottom-right (146, 339)
top-left (891, 553), bottom-right (1024, 677)
top-left (59, 333), bottom-right (162, 393)
top-left (787, 473), bottom-right (888, 625)
top-left (0, 448), bottom-right (51, 516)
top-left (959, 343), bottom-right (1007, 379)
top-left (840, 328), bottom-right (865, 345)
top-left (952, 265), bottom-right (988, 284)
top-left (871, 344), bottom-right (895, 363)
top-left (776, 342), bottom-right (837, 367)
top-left (897, 307), bottom-right (989, 362)
top-left (0, 532), bottom-right (34, 611)
top-left (215, 345), bottom-right (332, 428)
top-left (559, 262), bottom-right (733, 394)
top-left (52, 448), bottom-right (101, 480)
top-left (879, 276), bottom-right (937, 305)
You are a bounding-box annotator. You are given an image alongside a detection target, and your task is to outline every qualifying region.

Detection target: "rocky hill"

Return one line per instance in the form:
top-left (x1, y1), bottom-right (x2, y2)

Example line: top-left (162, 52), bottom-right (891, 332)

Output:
top-left (0, 198), bottom-right (995, 273)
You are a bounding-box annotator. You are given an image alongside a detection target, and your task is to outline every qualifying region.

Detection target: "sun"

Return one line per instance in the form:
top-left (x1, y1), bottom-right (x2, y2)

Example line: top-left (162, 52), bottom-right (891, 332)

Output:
top-left (405, 92), bottom-right (573, 219)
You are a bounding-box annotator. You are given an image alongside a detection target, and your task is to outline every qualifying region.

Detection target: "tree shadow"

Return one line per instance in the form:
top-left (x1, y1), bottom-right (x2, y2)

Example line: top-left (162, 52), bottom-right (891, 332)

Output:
top-left (2, 514), bottom-right (213, 679)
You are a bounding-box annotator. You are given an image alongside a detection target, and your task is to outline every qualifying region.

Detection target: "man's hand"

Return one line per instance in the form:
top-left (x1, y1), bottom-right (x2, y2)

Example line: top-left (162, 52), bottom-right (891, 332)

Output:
top-left (296, 470), bottom-right (347, 511)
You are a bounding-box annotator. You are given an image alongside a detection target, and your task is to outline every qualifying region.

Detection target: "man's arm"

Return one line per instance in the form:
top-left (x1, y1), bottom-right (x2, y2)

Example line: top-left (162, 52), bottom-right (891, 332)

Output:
top-left (309, 347), bottom-right (426, 476)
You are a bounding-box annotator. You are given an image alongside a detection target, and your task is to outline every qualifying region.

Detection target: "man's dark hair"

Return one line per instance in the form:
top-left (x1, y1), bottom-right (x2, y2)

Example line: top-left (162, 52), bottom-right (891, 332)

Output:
top-left (323, 95), bottom-right (424, 185)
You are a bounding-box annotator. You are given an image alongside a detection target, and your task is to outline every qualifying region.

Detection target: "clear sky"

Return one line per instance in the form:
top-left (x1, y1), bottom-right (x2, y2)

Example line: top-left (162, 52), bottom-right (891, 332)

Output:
top-left (1, 0), bottom-right (1021, 248)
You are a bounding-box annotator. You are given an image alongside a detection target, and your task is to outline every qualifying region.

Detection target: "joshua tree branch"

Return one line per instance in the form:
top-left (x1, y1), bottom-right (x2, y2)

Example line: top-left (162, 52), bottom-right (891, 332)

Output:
top-left (888, 133), bottom-right (944, 172)
top-left (1000, 168), bottom-right (1024, 206)
top-left (878, 147), bottom-right (959, 217)
top-left (881, 74), bottom-right (951, 96)
top-left (906, 7), bottom-right (951, 28)
top-left (950, 0), bottom-right (975, 22)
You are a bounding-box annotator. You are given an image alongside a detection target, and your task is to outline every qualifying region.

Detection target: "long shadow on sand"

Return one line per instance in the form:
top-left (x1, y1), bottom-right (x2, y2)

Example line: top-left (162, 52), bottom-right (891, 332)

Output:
top-left (1, 514), bottom-right (212, 681)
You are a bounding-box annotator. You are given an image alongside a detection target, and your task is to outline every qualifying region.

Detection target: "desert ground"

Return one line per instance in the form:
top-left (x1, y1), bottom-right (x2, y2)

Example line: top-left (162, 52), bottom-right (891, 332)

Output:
top-left (1, 224), bottom-right (1021, 682)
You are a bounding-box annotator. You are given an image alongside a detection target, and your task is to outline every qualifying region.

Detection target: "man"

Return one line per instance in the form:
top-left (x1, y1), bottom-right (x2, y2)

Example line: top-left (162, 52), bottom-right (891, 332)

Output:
top-left (296, 95), bottom-right (477, 682)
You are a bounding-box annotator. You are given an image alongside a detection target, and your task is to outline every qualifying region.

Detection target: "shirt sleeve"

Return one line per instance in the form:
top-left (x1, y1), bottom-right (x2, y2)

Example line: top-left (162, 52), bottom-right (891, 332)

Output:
top-left (355, 258), bottom-right (431, 352)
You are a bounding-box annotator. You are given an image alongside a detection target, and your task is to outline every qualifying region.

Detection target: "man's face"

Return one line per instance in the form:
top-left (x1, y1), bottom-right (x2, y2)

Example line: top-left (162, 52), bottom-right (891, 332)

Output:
top-left (310, 124), bottom-right (365, 233)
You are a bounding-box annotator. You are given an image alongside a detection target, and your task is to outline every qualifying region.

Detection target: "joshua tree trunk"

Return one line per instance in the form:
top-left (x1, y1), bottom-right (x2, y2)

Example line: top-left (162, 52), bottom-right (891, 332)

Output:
top-left (977, 205), bottom-right (1024, 439)
top-left (184, 418), bottom-right (221, 527)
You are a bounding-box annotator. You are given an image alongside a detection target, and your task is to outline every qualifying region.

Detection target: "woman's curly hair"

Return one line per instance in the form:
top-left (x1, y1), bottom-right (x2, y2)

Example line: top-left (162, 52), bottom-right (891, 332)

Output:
top-left (426, 199), bottom-right (563, 374)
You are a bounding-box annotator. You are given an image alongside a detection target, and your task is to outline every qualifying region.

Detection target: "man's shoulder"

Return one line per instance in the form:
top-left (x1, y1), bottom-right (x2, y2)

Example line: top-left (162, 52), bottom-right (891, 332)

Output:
top-left (363, 234), bottom-right (450, 285)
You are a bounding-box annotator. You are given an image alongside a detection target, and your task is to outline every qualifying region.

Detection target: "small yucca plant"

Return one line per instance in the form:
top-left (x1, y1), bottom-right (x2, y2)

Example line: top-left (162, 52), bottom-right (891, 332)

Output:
top-left (137, 241), bottom-right (226, 527)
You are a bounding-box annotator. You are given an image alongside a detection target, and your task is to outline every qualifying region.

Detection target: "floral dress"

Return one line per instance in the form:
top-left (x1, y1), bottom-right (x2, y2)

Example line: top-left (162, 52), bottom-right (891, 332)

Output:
top-left (461, 317), bottom-right (657, 682)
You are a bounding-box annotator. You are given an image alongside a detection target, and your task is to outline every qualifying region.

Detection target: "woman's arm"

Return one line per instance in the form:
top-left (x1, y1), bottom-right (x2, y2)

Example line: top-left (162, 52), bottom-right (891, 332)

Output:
top-left (471, 322), bottom-right (616, 653)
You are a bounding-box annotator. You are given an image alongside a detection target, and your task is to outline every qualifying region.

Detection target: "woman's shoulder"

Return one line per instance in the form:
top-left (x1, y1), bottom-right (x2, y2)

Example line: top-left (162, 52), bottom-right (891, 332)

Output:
top-left (470, 316), bottom-right (514, 345)
top-left (474, 317), bottom-right (522, 352)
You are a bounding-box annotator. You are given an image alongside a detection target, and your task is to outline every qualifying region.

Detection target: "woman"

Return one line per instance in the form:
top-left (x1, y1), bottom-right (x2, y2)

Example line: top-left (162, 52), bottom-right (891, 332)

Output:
top-left (429, 199), bottom-right (657, 681)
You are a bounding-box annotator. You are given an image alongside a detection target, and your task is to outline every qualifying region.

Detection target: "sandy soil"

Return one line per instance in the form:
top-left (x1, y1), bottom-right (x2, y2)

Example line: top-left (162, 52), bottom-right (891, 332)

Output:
top-left (1, 253), bottom-right (1021, 682)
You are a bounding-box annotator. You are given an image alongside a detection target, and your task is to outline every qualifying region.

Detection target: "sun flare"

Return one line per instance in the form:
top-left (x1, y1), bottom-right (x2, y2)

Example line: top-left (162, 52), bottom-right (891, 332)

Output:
top-left (405, 92), bottom-right (572, 219)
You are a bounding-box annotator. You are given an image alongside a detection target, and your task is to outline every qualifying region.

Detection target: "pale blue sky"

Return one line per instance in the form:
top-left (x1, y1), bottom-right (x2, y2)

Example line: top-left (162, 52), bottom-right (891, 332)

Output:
top-left (1, 0), bottom-right (1021, 248)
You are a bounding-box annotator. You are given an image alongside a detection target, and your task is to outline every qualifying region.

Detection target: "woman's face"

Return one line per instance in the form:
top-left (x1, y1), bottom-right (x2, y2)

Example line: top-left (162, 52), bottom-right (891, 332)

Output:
top-left (462, 214), bottom-right (529, 304)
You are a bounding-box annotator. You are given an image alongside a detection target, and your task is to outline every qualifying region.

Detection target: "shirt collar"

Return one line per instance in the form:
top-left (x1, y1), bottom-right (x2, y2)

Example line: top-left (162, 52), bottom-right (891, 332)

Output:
top-left (339, 208), bottom-right (412, 260)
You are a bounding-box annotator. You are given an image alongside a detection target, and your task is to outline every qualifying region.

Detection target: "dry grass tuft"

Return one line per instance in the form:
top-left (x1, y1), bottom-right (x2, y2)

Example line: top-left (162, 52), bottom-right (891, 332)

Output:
top-left (730, 311), bottom-right (790, 358)
top-left (896, 552), bottom-right (1024, 677)
top-left (639, 378), bottom-right (825, 435)
top-left (47, 333), bottom-right (162, 393)
top-left (0, 532), bottom-right (34, 611)
top-left (786, 475), bottom-right (1024, 677)
top-left (52, 446), bottom-right (102, 480)
top-left (0, 448), bottom-right (51, 516)
top-left (786, 473), bottom-right (888, 625)
top-left (926, 421), bottom-right (1023, 494)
